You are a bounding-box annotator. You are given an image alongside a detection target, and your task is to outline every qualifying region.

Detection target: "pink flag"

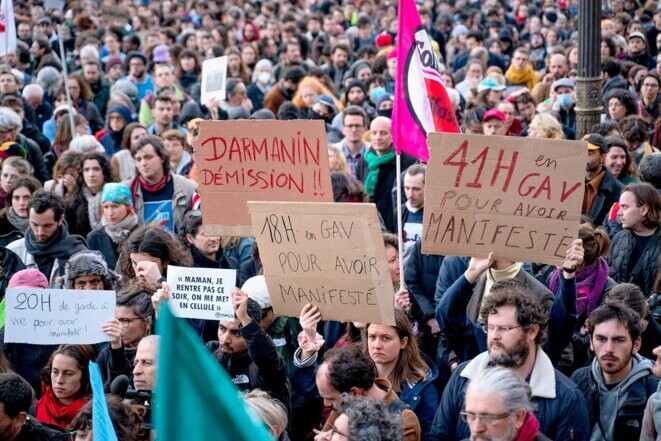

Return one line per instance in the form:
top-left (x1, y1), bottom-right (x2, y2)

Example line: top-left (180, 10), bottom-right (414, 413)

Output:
top-left (392, 0), bottom-right (460, 162)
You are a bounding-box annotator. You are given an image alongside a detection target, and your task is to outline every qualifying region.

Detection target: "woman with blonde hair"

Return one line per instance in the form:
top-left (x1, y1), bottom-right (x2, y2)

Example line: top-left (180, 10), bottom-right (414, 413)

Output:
top-left (527, 112), bottom-right (565, 139)
top-left (243, 389), bottom-right (288, 440)
top-left (328, 145), bottom-right (350, 174)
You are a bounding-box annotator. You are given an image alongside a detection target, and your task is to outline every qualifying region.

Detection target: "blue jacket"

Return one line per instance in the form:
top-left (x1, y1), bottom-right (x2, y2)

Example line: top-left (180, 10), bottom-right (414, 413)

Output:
top-left (436, 273), bottom-right (577, 367)
top-left (429, 350), bottom-right (590, 441)
top-left (400, 353), bottom-right (439, 441)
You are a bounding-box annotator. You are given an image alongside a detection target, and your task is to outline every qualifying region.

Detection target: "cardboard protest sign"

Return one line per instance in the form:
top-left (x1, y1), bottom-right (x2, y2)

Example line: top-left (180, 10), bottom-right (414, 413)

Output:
top-left (248, 202), bottom-right (395, 325)
top-left (422, 133), bottom-right (586, 266)
top-left (166, 266), bottom-right (236, 321)
top-left (196, 120), bottom-right (333, 236)
top-left (4, 289), bottom-right (115, 344)
top-left (201, 56), bottom-right (228, 104)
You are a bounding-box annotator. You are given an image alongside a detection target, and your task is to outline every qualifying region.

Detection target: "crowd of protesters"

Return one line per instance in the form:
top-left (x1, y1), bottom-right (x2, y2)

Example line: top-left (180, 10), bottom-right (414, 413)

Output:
top-left (0, 0), bottom-right (661, 440)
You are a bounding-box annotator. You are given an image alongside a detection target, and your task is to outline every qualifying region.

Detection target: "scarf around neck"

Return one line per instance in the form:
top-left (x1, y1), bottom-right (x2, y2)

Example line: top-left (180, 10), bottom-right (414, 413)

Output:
top-left (6, 207), bottom-right (29, 233)
top-left (131, 172), bottom-right (171, 204)
top-left (103, 212), bottom-right (139, 244)
top-left (549, 258), bottom-right (609, 318)
top-left (515, 413), bottom-right (540, 441)
top-left (83, 186), bottom-right (103, 230)
top-left (506, 65), bottom-right (540, 90)
top-left (25, 221), bottom-right (87, 264)
top-left (363, 149), bottom-right (396, 198)
top-left (35, 385), bottom-right (88, 429)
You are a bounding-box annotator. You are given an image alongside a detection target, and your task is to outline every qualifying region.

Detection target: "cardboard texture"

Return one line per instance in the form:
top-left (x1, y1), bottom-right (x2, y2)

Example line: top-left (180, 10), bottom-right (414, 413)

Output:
top-left (248, 202), bottom-right (396, 325)
top-left (422, 133), bottom-right (587, 266)
top-left (196, 120), bottom-right (333, 235)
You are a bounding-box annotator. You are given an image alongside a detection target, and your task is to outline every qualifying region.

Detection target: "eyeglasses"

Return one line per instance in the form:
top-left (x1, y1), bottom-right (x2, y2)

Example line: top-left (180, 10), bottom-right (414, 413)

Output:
top-left (460, 411), bottom-right (511, 424)
top-left (480, 323), bottom-right (523, 334)
top-left (118, 317), bottom-right (143, 327)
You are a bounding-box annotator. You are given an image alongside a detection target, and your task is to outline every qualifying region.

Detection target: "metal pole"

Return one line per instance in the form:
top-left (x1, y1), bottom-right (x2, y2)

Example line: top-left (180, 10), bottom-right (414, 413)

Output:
top-left (575, 0), bottom-right (603, 139)
top-left (57, 24), bottom-right (76, 138)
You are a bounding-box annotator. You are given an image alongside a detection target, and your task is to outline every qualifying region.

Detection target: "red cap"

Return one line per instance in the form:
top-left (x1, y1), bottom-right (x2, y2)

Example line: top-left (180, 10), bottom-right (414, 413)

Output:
top-left (483, 109), bottom-right (507, 122)
top-left (375, 33), bottom-right (393, 48)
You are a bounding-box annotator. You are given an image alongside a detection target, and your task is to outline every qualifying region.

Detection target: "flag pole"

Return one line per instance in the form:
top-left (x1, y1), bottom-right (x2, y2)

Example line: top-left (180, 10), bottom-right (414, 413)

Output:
top-left (57, 24), bottom-right (76, 138)
top-left (395, 152), bottom-right (404, 289)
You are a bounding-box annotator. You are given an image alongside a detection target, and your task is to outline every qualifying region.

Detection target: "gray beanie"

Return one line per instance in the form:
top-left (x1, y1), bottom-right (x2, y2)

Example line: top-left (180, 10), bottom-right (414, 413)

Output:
top-left (59, 251), bottom-right (121, 289)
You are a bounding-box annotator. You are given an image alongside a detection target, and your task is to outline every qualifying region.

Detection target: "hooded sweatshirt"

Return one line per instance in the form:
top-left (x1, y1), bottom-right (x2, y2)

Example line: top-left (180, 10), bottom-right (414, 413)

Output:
top-left (589, 353), bottom-right (654, 441)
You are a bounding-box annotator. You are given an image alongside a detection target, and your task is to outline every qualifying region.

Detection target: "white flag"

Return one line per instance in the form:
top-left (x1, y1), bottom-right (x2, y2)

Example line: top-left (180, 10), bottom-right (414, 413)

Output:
top-left (0, 0), bottom-right (17, 58)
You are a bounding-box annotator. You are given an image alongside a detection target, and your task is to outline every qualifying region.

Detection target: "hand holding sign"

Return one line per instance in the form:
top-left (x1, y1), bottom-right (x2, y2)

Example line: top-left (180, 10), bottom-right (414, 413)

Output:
top-left (152, 282), bottom-right (169, 317)
top-left (233, 288), bottom-right (251, 326)
top-left (562, 239), bottom-right (584, 278)
top-left (394, 289), bottom-right (411, 310)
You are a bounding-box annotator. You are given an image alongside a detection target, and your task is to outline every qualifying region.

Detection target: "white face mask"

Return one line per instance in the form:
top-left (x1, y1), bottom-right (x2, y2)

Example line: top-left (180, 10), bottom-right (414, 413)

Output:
top-left (258, 72), bottom-right (272, 84)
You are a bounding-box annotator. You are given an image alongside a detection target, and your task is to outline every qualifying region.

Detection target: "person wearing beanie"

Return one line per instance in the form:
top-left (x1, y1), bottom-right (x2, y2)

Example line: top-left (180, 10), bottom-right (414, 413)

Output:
top-left (56, 250), bottom-right (120, 290)
top-left (98, 105), bottom-right (133, 156)
top-left (87, 183), bottom-right (139, 270)
top-left (3, 267), bottom-right (61, 397)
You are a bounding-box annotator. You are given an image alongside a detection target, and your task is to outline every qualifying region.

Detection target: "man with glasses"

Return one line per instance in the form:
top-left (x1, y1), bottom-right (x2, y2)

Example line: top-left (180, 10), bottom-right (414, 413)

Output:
top-left (639, 73), bottom-right (661, 123)
top-left (462, 367), bottom-right (551, 441)
top-left (430, 276), bottom-right (589, 440)
top-left (335, 105), bottom-right (370, 180)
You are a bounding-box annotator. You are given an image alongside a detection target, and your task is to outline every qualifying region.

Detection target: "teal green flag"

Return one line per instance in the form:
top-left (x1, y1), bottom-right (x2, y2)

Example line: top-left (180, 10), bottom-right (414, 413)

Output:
top-left (155, 304), bottom-right (275, 441)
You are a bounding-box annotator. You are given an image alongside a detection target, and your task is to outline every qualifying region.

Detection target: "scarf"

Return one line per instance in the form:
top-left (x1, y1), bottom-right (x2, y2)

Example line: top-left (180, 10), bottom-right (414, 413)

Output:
top-left (35, 385), bottom-right (88, 429)
top-left (130, 173), bottom-right (171, 204)
top-left (6, 207), bottom-right (29, 233)
top-left (363, 149), bottom-right (396, 198)
top-left (505, 65), bottom-right (540, 90)
top-left (515, 413), bottom-right (540, 441)
top-left (25, 222), bottom-right (87, 277)
top-left (549, 258), bottom-right (609, 318)
top-left (103, 212), bottom-right (139, 244)
top-left (83, 186), bottom-right (103, 230)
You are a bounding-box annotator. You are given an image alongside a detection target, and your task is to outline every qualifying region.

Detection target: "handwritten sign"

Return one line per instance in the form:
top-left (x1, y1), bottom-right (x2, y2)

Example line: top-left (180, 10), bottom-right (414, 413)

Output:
top-left (422, 133), bottom-right (586, 266)
top-left (248, 202), bottom-right (395, 325)
top-left (201, 56), bottom-right (228, 103)
top-left (195, 120), bottom-right (333, 236)
top-left (4, 289), bottom-right (115, 345)
top-left (166, 266), bottom-right (236, 320)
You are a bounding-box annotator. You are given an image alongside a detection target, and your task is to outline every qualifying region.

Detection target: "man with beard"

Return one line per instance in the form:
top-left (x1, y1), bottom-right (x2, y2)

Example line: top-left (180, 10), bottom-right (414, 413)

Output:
top-left (206, 288), bottom-right (290, 417)
top-left (7, 191), bottom-right (87, 287)
top-left (429, 279), bottom-right (590, 441)
top-left (571, 304), bottom-right (658, 440)
top-left (125, 52), bottom-right (154, 101)
top-left (263, 66), bottom-right (305, 115)
top-left (582, 133), bottom-right (624, 225)
top-left (83, 61), bottom-right (111, 116)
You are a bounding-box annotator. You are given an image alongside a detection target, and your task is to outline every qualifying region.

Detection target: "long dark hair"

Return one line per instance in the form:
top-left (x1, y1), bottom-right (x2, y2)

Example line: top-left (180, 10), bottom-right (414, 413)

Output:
top-left (116, 226), bottom-right (193, 279)
top-left (41, 345), bottom-right (97, 400)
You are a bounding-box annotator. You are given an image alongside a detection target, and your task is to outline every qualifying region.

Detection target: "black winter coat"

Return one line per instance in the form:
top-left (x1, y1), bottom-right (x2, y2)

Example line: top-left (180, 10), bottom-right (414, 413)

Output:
top-left (0, 245), bottom-right (25, 297)
top-left (607, 228), bottom-right (660, 296)
top-left (589, 167), bottom-right (623, 226)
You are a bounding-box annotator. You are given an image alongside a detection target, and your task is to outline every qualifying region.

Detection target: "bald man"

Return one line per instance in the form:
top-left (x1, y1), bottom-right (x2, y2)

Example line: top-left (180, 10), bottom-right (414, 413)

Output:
top-left (356, 117), bottom-right (418, 233)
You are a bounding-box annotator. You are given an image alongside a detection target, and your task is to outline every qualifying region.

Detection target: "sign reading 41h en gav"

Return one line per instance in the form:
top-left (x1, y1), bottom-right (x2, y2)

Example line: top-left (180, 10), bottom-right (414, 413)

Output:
top-left (422, 133), bottom-right (587, 266)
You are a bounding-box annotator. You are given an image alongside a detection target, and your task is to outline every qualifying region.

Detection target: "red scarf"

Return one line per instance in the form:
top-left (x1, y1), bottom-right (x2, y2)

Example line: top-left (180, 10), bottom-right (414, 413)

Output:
top-left (35, 385), bottom-right (88, 429)
top-left (131, 173), bottom-right (171, 204)
top-left (515, 413), bottom-right (540, 441)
